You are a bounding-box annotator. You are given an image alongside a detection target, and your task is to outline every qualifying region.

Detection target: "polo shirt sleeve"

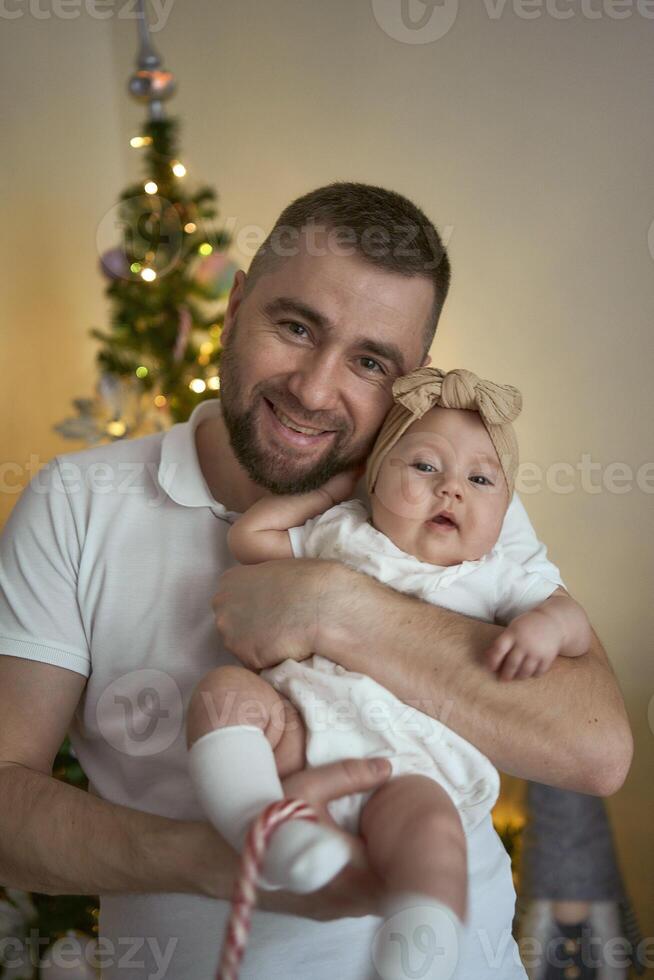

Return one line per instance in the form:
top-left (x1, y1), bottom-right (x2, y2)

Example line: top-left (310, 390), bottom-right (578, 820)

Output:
top-left (0, 458), bottom-right (91, 678)
top-left (498, 493), bottom-right (566, 589)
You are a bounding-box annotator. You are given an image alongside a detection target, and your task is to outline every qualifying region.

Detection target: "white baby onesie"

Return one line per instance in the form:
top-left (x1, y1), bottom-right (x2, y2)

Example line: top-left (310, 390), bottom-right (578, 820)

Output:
top-left (260, 499), bottom-right (559, 837)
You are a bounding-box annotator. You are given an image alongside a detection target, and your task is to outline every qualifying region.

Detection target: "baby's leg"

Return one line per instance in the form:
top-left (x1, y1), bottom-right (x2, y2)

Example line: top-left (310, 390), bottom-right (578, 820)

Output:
top-left (361, 773), bottom-right (466, 980)
top-left (186, 665), bottom-right (352, 893)
top-left (186, 663), bottom-right (305, 777)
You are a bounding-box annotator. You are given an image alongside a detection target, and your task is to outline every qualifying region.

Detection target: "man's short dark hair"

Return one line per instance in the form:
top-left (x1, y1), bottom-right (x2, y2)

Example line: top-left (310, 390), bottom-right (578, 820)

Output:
top-left (243, 182), bottom-right (451, 355)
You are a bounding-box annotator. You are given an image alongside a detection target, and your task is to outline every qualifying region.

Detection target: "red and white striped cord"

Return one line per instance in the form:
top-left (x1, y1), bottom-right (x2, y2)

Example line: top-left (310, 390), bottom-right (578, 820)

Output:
top-left (217, 798), bottom-right (318, 980)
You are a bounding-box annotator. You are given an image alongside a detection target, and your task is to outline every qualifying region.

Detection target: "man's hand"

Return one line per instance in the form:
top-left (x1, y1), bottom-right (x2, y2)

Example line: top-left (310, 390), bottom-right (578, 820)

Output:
top-left (196, 756), bottom-right (391, 919)
top-left (212, 559), bottom-right (359, 670)
top-left (484, 609), bottom-right (564, 681)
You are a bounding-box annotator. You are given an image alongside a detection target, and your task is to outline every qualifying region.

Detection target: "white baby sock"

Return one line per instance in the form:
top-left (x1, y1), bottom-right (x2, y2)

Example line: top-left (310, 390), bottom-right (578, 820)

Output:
top-left (371, 892), bottom-right (464, 980)
top-left (188, 724), bottom-right (352, 893)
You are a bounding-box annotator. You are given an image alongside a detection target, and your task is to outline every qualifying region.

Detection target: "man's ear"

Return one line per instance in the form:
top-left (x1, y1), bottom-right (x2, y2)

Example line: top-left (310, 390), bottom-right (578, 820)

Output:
top-left (222, 270), bottom-right (246, 344)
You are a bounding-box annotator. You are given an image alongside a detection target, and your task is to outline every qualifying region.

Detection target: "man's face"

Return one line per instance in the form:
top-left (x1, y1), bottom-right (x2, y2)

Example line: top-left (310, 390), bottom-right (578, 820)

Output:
top-left (218, 234), bottom-right (434, 493)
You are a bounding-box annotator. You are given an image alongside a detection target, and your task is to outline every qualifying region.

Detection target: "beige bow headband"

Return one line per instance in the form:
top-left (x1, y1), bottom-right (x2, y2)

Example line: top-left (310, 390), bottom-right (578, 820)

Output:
top-left (366, 367), bottom-right (523, 498)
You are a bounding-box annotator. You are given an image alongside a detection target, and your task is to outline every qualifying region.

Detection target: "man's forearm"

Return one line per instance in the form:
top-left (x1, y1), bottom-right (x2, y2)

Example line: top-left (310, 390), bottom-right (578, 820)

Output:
top-left (320, 572), bottom-right (633, 796)
top-left (0, 762), bottom-right (236, 898)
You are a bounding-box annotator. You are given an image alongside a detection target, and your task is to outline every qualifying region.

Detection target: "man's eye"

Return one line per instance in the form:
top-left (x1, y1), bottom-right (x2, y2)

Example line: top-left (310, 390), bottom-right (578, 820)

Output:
top-left (469, 474), bottom-right (494, 486)
top-left (283, 321), bottom-right (309, 338)
top-left (359, 356), bottom-right (385, 374)
top-left (412, 461), bottom-right (436, 473)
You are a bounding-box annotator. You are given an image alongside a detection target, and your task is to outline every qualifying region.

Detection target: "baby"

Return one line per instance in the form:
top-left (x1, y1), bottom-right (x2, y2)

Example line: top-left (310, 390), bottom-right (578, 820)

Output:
top-left (186, 367), bottom-right (591, 978)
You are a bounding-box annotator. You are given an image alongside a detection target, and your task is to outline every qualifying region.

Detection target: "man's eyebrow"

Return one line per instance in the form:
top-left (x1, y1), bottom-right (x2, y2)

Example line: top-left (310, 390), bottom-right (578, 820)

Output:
top-left (264, 297), bottom-right (329, 330)
top-left (263, 296), bottom-right (407, 375)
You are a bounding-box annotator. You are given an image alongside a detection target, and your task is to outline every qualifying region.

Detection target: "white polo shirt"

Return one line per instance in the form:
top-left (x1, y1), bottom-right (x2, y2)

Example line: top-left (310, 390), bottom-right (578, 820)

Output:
top-left (0, 398), bottom-right (563, 979)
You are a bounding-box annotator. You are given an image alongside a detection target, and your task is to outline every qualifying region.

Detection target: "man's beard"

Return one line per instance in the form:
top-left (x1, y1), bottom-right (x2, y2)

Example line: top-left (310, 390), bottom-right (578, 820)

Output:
top-left (219, 325), bottom-right (370, 494)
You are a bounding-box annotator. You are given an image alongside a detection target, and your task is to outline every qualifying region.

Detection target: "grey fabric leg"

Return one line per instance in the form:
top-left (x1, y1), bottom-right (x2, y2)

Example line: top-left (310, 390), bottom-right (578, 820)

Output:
top-left (521, 782), bottom-right (625, 901)
top-left (518, 783), bottom-right (646, 975)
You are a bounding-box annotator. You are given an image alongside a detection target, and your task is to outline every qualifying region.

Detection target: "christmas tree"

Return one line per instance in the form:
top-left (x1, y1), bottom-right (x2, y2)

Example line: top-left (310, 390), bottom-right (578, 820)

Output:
top-left (55, 113), bottom-right (237, 444)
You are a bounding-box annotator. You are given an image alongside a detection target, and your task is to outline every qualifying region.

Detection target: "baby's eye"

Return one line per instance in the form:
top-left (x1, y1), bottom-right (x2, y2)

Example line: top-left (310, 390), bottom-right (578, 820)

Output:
top-left (412, 461), bottom-right (437, 474)
top-left (469, 474), bottom-right (494, 486)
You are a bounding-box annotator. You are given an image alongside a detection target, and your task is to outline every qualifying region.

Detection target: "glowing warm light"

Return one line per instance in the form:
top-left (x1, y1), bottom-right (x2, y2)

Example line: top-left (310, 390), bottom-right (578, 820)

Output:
top-left (154, 395), bottom-right (167, 407)
top-left (189, 378), bottom-right (207, 393)
top-left (130, 135), bottom-right (152, 148)
top-left (207, 376), bottom-right (221, 391)
top-left (144, 181), bottom-right (158, 195)
top-left (130, 262), bottom-right (142, 273)
top-left (198, 242), bottom-right (213, 256)
top-left (171, 161), bottom-right (186, 177)
top-left (135, 366), bottom-right (149, 379)
top-left (106, 420), bottom-right (127, 437)
top-left (184, 222), bottom-right (197, 234)
top-left (140, 268), bottom-right (157, 282)
top-left (200, 341), bottom-right (214, 356)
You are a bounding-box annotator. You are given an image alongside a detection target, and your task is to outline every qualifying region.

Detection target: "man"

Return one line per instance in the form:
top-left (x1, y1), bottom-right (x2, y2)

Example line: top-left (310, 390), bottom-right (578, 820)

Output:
top-left (0, 183), bottom-right (632, 980)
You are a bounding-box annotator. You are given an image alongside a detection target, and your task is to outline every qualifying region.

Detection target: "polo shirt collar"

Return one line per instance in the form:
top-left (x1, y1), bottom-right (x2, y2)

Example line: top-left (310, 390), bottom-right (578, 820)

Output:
top-left (158, 398), bottom-right (238, 517)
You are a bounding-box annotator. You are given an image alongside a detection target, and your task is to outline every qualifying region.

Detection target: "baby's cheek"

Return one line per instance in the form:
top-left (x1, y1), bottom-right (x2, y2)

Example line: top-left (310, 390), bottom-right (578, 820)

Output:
top-left (463, 516), bottom-right (502, 560)
top-left (374, 467), bottom-right (434, 521)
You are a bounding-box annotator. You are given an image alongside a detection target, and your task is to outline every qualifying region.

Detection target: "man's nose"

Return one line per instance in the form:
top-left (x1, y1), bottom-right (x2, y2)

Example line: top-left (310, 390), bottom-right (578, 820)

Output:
top-left (285, 351), bottom-right (342, 413)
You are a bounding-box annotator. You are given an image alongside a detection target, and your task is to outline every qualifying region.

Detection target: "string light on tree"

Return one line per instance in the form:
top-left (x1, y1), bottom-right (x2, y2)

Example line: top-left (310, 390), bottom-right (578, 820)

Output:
top-left (144, 180), bottom-right (158, 195)
top-left (171, 160), bottom-right (186, 177)
top-left (106, 420), bottom-right (127, 438)
top-left (189, 378), bottom-right (207, 394)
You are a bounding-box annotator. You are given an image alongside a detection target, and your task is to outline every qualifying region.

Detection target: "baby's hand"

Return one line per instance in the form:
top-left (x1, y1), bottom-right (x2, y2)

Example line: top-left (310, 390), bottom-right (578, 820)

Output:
top-left (484, 609), bottom-right (565, 681)
top-left (318, 469), bottom-right (361, 506)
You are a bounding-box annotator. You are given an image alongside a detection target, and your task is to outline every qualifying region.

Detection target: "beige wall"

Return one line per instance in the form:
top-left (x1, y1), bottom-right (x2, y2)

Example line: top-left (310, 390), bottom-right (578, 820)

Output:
top-left (2, 0), bottom-right (652, 940)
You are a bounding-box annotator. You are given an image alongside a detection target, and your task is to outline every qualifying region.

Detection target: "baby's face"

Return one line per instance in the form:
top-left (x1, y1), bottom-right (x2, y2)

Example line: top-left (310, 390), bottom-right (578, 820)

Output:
top-left (370, 407), bottom-right (510, 566)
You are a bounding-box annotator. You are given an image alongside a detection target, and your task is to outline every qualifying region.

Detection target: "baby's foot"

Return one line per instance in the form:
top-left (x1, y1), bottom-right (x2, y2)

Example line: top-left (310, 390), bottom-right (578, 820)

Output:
top-left (371, 894), bottom-right (463, 980)
top-left (258, 819), bottom-right (352, 893)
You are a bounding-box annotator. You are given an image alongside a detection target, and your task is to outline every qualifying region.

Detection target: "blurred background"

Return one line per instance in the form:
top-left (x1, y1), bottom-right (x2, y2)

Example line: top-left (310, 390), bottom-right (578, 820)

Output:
top-left (0, 0), bottom-right (652, 973)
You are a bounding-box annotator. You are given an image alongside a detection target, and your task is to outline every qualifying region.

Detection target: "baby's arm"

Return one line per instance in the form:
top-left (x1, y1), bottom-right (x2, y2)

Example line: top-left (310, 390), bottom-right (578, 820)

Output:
top-left (227, 471), bottom-right (358, 564)
top-left (485, 587), bottom-right (592, 682)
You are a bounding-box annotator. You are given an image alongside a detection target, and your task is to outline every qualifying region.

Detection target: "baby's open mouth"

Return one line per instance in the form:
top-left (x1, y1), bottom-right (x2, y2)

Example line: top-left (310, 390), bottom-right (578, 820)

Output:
top-left (428, 512), bottom-right (458, 529)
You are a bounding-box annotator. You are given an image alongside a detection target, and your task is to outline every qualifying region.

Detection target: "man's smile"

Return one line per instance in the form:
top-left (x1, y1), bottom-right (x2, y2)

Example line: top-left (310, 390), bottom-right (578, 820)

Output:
top-left (261, 397), bottom-right (339, 450)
